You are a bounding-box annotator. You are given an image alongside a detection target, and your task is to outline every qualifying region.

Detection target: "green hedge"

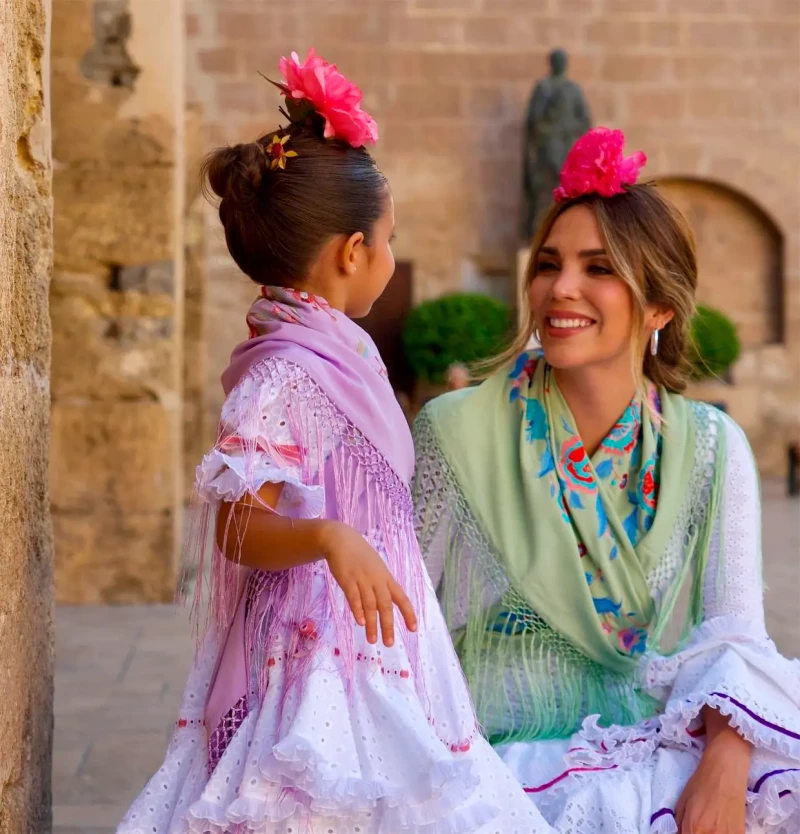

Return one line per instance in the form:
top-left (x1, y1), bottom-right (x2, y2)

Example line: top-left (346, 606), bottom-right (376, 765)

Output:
top-left (689, 304), bottom-right (741, 380)
top-left (402, 293), bottom-right (512, 383)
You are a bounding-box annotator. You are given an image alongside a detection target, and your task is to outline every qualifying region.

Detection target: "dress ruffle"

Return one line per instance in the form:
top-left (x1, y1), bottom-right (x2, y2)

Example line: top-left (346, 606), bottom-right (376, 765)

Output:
top-left (119, 592), bottom-right (550, 834)
top-left (494, 614), bottom-right (800, 833)
top-left (644, 615), bottom-right (800, 763)
top-left (195, 450), bottom-right (325, 519)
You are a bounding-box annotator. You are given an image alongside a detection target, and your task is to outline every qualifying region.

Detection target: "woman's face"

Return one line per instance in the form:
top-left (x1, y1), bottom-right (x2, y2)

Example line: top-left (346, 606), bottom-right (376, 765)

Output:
top-left (528, 204), bottom-right (639, 375)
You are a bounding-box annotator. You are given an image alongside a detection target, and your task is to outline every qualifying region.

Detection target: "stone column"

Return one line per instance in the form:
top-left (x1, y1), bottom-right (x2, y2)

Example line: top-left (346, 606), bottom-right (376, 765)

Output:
top-left (183, 102), bottom-right (209, 503)
top-left (0, 0), bottom-right (54, 830)
top-left (50, 0), bottom-right (186, 603)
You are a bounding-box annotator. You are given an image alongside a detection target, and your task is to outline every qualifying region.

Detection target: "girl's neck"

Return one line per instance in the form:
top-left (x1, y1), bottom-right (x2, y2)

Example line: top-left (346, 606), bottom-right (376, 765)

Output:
top-left (553, 361), bottom-right (637, 457)
top-left (298, 276), bottom-right (348, 314)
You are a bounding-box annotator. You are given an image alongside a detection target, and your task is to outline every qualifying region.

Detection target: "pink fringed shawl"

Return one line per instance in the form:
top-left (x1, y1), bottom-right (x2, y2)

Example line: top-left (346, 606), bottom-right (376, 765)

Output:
top-left (185, 286), bottom-right (427, 754)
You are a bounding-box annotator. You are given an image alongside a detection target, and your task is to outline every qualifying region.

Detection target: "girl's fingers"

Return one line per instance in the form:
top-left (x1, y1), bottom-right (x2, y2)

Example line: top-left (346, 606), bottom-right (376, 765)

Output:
top-left (389, 580), bottom-right (418, 633)
top-left (341, 581), bottom-right (365, 627)
top-left (358, 581), bottom-right (379, 644)
top-left (376, 586), bottom-right (395, 647)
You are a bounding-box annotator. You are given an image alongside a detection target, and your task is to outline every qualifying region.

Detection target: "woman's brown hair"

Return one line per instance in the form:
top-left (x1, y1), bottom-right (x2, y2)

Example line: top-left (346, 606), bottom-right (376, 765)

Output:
top-left (200, 121), bottom-right (388, 287)
top-left (501, 184), bottom-right (698, 393)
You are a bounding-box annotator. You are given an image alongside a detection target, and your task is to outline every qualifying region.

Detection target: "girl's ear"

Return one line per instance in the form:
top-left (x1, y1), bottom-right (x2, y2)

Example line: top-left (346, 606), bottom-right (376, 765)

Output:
top-left (337, 231), bottom-right (365, 276)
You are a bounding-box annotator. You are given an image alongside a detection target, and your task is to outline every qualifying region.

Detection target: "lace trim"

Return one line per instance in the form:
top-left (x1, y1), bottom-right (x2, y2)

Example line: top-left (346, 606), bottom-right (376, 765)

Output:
top-left (646, 402), bottom-right (722, 619)
top-left (207, 695), bottom-right (248, 776)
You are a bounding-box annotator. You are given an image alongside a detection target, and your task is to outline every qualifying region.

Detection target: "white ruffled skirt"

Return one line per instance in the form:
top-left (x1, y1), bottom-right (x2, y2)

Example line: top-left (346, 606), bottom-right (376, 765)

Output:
top-left (116, 568), bottom-right (552, 834)
top-left (497, 616), bottom-right (800, 834)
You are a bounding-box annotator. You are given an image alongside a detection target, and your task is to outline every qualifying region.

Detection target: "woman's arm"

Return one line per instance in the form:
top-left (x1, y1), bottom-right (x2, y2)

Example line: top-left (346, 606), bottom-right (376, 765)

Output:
top-left (674, 416), bottom-right (759, 833)
top-left (702, 416), bottom-right (764, 625)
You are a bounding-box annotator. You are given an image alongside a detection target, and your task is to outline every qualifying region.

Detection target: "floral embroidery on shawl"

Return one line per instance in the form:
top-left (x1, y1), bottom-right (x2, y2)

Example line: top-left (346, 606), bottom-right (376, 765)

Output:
top-left (506, 350), bottom-right (662, 657)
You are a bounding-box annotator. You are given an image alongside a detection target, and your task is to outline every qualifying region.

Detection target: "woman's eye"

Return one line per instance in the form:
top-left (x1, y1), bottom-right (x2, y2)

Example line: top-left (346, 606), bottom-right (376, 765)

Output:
top-left (588, 264), bottom-right (613, 276)
top-left (535, 261), bottom-right (558, 273)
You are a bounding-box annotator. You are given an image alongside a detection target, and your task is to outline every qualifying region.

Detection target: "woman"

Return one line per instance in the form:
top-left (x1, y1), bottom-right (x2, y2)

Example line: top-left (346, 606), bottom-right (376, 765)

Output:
top-left (412, 128), bottom-right (800, 833)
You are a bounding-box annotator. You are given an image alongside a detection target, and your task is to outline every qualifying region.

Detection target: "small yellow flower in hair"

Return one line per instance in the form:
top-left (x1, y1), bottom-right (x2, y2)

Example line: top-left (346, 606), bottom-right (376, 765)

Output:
top-left (267, 134), bottom-right (297, 170)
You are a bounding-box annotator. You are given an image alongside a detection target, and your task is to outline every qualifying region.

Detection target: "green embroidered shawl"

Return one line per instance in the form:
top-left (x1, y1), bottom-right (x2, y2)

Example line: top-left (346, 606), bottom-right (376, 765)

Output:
top-left (413, 351), bottom-right (725, 742)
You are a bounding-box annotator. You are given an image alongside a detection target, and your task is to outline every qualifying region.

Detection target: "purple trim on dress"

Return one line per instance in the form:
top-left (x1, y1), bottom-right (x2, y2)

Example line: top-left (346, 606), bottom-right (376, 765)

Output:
top-left (650, 808), bottom-right (675, 824)
top-left (710, 692), bottom-right (800, 741)
top-left (523, 765), bottom-right (617, 794)
top-left (208, 694), bottom-right (249, 775)
top-left (751, 768), bottom-right (800, 794)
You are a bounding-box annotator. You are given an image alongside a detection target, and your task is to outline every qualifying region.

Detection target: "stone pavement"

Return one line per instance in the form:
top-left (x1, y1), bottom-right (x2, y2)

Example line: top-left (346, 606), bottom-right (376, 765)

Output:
top-left (53, 480), bottom-right (799, 834)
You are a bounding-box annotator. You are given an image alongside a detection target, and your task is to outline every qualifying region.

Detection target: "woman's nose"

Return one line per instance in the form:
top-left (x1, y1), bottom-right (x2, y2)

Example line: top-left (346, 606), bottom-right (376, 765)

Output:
top-left (550, 265), bottom-right (582, 300)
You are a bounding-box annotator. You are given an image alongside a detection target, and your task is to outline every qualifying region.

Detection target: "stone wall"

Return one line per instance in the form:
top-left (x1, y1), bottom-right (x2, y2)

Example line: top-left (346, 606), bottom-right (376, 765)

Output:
top-left (51, 0), bottom-right (186, 602)
top-left (0, 0), bottom-right (54, 829)
top-left (660, 178), bottom-right (793, 474)
top-left (187, 0), bottom-right (800, 474)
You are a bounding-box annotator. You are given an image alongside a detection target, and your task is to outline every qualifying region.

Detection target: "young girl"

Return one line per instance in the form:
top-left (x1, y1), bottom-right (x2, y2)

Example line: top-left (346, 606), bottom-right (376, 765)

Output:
top-left (116, 50), bottom-right (553, 834)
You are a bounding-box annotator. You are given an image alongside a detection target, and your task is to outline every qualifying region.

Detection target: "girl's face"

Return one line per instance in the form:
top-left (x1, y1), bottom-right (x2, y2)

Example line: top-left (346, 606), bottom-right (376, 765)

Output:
top-left (346, 193), bottom-right (396, 319)
top-left (528, 204), bottom-right (639, 375)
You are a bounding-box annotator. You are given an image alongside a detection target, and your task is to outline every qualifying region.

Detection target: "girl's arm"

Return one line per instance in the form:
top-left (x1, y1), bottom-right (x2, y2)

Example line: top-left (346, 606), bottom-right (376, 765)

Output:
top-left (216, 483), bottom-right (417, 647)
top-left (217, 482), bottom-right (333, 571)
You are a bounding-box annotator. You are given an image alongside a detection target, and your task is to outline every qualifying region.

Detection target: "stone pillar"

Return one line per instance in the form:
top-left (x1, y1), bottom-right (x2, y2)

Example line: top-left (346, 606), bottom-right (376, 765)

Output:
top-left (51, 0), bottom-right (185, 603)
top-left (183, 102), bottom-right (209, 503)
top-left (0, 0), bottom-right (54, 830)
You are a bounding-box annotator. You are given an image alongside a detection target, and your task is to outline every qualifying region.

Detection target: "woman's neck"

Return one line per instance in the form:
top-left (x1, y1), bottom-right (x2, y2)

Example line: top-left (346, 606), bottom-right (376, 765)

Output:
top-left (553, 363), bottom-right (637, 457)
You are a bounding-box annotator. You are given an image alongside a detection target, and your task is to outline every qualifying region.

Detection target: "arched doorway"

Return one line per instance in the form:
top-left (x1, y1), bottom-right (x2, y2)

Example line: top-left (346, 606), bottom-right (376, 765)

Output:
top-left (658, 178), bottom-right (784, 346)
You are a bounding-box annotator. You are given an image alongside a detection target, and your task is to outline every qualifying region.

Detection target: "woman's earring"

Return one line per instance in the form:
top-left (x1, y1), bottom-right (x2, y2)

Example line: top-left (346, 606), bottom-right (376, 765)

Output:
top-left (534, 327), bottom-right (541, 344)
top-left (650, 328), bottom-right (660, 357)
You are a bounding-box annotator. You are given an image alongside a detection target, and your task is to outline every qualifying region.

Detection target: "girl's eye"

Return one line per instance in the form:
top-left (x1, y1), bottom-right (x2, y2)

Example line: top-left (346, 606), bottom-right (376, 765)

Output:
top-left (535, 261), bottom-right (558, 273)
top-left (588, 264), bottom-right (613, 276)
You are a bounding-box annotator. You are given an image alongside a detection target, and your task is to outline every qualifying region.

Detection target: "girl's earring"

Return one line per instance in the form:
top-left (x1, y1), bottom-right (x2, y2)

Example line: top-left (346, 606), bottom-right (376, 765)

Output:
top-left (650, 328), bottom-right (660, 357)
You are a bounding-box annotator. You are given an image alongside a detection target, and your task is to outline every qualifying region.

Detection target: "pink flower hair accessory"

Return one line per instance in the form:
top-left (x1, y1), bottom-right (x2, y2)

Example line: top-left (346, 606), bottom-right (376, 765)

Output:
top-left (553, 127), bottom-right (647, 203)
top-left (265, 48), bottom-right (378, 149)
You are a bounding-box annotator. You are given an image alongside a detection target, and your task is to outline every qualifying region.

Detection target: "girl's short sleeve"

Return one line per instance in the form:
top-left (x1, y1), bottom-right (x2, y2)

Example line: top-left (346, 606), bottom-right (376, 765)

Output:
top-left (194, 373), bottom-right (325, 519)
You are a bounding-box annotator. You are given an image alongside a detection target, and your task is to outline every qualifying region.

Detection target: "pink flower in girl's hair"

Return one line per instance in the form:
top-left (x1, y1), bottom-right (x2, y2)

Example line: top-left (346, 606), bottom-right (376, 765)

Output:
top-left (279, 49), bottom-right (379, 148)
top-left (553, 127), bottom-right (647, 202)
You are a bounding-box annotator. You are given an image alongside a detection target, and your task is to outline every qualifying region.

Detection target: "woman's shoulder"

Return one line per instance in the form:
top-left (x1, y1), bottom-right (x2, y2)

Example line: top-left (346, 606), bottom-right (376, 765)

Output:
top-left (420, 350), bottom-right (543, 418)
top-left (413, 388), bottom-right (476, 446)
top-left (716, 410), bottom-right (758, 481)
top-left (683, 399), bottom-right (757, 479)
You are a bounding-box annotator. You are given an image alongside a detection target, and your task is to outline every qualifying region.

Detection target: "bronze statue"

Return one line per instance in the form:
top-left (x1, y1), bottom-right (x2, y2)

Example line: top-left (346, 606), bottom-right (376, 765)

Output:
top-left (520, 49), bottom-right (591, 242)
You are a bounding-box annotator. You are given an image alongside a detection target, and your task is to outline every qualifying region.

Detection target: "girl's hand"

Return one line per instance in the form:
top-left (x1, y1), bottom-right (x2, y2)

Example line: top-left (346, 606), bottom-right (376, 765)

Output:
top-left (321, 521), bottom-right (418, 648)
top-left (675, 721), bottom-right (751, 834)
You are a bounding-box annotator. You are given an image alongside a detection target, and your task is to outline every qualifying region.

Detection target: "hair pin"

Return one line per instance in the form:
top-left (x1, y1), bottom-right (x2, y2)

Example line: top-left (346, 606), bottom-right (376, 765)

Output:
top-left (265, 134), bottom-right (297, 171)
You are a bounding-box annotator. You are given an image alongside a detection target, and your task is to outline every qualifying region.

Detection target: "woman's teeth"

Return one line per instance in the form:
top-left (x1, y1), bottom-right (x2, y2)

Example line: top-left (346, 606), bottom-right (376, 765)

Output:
top-left (549, 318), bottom-right (593, 329)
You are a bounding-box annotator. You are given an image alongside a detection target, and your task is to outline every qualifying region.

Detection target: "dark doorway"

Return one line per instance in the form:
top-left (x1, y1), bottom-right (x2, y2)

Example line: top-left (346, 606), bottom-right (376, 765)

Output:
top-left (357, 261), bottom-right (415, 396)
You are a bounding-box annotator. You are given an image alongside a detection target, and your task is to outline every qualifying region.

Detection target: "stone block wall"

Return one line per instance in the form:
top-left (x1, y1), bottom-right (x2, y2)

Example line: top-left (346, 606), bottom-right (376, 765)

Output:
top-left (0, 0), bottom-right (54, 829)
top-left (51, 0), bottom-right (186, 602)
top-left (187, 0), bottom-right (800, 474)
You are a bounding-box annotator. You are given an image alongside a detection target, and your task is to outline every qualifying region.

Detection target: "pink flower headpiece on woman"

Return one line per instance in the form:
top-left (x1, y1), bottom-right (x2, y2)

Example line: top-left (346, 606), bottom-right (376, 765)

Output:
top-left (553, 127), bottom-right (647, 203)
top-left (267, 48), bottom-right (379, 149)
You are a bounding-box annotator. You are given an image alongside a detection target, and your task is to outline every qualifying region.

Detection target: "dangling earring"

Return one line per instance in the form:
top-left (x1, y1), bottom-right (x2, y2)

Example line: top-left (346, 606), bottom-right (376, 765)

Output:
top-left (650, 328), bottom-right (660, 357)
top-left (534, 327), bottom-right (541, 344)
